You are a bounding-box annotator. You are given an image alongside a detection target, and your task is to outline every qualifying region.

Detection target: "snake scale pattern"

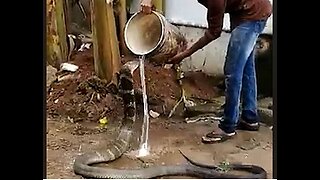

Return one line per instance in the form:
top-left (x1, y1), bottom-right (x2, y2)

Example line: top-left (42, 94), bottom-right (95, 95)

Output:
top-left (73, 60), bottom-right (268, 179)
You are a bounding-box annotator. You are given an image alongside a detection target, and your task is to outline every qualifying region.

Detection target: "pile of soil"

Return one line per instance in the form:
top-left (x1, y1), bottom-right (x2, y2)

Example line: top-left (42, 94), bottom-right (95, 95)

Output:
top-left (47, 50), bottom-right (123, 123)
top-left (47, 49), bottom-right (223, 123)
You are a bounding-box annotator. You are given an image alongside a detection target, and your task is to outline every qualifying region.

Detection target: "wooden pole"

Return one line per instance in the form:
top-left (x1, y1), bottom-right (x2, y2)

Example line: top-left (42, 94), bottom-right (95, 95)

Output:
top-left (63, 0), bottom-right (71, 34)
top-left (55, 0), bottom-right (68, 63)
top-left (91, 0), bottom-right (120, 83)
top-left (106, 1), bottom-right (121, 77)
top-left (116, 0), bottom-right (130, 56)
top-left (153, 0), bottom-right (163, 13)
top-left (46, 0), bottom-right (68, 69)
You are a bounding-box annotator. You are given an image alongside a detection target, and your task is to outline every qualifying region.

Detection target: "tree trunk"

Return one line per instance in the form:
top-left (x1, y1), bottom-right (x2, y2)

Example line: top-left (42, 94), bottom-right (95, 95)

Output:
top-left (116, 0), bottom-right (129, 55)
top-left (46, 0), bottom-right (68, 69)
top-left (91, 0), bottom-right (120, 83)
top-left (63, 0), bottom-right (71, 34)
top-left (153, 0), bottom-right (163, 13)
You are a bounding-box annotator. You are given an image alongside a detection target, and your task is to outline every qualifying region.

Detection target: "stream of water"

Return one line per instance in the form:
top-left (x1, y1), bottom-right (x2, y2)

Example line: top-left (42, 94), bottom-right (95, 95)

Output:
top-left (137, 55), bottom-right (150, 157)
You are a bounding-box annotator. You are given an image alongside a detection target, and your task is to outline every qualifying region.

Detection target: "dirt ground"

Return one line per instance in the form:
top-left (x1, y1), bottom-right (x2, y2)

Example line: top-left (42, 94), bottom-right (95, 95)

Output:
top-left (46, 117), bottom-right (272, 179)
top-left (46, 50), bottom-right (273, 179)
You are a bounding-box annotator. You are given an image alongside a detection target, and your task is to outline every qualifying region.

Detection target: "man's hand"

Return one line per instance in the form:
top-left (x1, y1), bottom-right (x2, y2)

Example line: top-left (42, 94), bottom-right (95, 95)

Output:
top-left (168, 31), bottom-right (215, 64)
top-left (168, 50), bottom-right (190, 64)
top-left (141, 0), bottom-right (152, 14)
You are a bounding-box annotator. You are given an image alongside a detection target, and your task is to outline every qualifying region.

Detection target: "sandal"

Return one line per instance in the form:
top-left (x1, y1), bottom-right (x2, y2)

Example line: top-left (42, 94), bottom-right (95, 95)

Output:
top-left (202, 131), bottom-right (236, 144)
top-left (237, 120), bottom-right (260, 131)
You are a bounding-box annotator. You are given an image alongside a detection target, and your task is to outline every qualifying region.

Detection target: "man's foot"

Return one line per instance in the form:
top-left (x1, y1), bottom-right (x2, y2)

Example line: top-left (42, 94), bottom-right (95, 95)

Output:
top-left (201, 128), bottom-right (236, 144)
top-left (237, 120), bottom-right (260, 131)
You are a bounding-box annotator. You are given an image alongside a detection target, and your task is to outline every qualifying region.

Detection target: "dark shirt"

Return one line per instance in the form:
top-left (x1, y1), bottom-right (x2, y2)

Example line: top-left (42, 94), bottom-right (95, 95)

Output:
top-left (198, 0), bottom-right (272, 40)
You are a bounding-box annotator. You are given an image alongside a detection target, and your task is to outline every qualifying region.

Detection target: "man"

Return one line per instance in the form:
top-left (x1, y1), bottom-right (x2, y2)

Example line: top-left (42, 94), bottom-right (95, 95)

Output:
top-left (141, 0), bottom-right (272, 143)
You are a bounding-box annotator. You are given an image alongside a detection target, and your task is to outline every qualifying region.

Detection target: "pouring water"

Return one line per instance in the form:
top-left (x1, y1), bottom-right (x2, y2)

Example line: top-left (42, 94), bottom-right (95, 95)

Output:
top-left (137, 55), bottom-right (150, 157)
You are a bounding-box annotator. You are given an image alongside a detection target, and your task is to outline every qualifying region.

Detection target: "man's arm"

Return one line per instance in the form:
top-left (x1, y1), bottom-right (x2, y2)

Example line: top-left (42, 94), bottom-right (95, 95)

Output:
top-left (169, 0), bottom-right (226, 63)
top-left (186, 1), bottom-right (226, 56)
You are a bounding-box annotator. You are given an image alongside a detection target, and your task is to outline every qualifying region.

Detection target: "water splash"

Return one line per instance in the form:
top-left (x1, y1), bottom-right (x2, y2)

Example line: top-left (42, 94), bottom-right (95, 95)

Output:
top-left (137, 55), bottom-right (150, 157)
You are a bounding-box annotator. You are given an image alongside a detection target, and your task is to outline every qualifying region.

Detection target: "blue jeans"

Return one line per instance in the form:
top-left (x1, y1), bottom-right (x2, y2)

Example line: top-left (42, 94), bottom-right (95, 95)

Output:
top-left (219, 20), bottom-right (267, 133)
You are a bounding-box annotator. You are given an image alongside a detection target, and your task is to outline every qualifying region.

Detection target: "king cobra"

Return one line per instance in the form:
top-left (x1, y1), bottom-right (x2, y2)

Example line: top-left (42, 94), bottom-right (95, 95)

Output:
top-left (73, 61), bottom-right (268, 179)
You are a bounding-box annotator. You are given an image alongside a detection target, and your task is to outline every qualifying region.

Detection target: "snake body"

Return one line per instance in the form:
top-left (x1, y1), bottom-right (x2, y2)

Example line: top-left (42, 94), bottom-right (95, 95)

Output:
top-left (73, 61), bottom-right (268, 179)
